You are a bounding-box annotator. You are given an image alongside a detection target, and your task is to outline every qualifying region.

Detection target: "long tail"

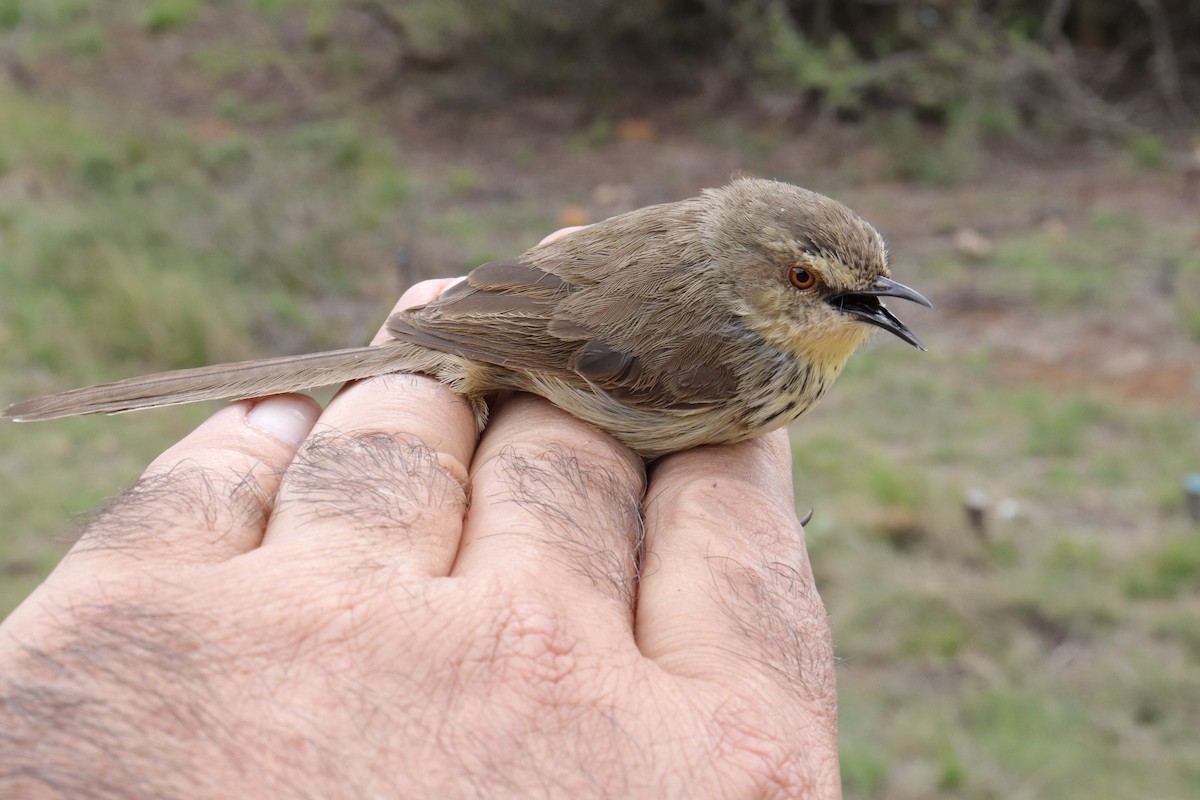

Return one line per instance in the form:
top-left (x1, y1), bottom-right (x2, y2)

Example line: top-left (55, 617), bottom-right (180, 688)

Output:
top-left (3, 345), bottom-right (413, 421)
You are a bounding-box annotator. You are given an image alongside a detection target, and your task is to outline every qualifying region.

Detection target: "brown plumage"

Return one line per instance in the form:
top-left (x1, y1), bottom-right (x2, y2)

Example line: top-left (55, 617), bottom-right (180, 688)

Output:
top-left (2, 178), bottom-right (930, 458)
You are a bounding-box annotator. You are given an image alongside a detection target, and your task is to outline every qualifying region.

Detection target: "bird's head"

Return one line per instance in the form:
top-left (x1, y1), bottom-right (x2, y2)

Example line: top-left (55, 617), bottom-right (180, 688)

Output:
top-left (703, 178), bottom-right (931, 368)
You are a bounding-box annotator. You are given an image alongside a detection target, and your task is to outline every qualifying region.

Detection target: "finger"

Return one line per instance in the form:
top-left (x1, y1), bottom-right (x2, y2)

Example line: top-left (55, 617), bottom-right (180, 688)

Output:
top-left (636, 431), bottom-right (835, 698)
top-left (369, 278), bottom-right (464, 345)
top-left (538, 225), bottom-right (589, 246)
top-left (57, 394), bottom-right (320, 575)
top-left (452, 394), bottom-right (645, 620)
top-left (262, 280), bottom-right (476, 577)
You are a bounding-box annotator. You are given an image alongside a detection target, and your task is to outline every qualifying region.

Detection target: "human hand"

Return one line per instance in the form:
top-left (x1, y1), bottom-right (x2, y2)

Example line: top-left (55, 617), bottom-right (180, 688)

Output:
top-left (0, 278), bottom-right (839, 798)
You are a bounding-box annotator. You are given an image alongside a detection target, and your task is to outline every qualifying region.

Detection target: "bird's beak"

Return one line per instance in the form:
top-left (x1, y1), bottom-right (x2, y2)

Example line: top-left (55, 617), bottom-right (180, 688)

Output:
top-left (830, 277), bottom-right (932, 351)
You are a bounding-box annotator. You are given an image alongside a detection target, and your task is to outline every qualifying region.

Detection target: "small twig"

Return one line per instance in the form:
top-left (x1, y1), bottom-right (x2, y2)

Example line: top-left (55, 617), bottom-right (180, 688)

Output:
top-left (352, 0), bottom-right (459, 98)
top-left (1010, 37), bottom-right (1138, 137)
top-left (1133, 0), bottom-right (1190, 118)
top-left (1040, 0), bottom-right (1071, 43)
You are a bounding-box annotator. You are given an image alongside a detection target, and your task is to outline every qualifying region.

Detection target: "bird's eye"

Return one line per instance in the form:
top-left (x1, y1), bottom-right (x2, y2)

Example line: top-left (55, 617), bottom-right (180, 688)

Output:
top-left (788, 266), bottom-right (818, 290)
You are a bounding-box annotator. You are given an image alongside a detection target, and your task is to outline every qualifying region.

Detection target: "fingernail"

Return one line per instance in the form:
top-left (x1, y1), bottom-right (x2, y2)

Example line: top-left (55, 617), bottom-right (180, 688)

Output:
top-left (246, 395), bottom-right (319, 446)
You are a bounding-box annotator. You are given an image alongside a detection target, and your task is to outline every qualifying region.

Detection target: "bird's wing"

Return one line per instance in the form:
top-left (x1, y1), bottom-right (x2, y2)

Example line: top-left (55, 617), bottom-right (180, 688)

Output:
top-left (386, 258), bottom-right (579, 372)
top-left (386, 258), bottom-right (738, 411)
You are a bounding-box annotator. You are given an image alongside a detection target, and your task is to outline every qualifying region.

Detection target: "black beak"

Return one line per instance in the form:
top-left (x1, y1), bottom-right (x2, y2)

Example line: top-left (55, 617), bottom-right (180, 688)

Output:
top-left (830, 277), bottom-right (932, 351)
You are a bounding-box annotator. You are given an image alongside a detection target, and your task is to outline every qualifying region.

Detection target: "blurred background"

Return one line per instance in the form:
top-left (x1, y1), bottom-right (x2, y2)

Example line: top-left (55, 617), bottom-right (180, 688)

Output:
top-left (1, 1), bottom-right (1198, 796)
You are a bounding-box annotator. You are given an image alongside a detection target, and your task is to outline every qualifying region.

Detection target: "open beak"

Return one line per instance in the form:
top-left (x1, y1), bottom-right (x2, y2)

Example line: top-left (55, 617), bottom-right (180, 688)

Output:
top-left (830, 277), bottom-right (932, 351)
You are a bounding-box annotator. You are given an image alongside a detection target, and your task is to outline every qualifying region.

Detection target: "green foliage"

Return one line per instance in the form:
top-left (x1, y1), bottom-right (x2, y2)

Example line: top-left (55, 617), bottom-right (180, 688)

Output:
top-left (10, 0), bottom-right (91, 26)
top-left (750, 4), bottom-right (869, 115)
top-left (980, 211), bottom-right (1155, 309)
top-left (2, 0), bottom-right (1194, 143)
top-left (0, 89), bottom-right (417, 381)
top-left (864, 457), bottom-right (928, 513)
top-left (1125, 536), bottom-right (1200, 599)
top-left (964, 688), bottom-right (1101, 787)
top-left (840, 745), bottom-right (888, 795)
top-left (898, 597), bottom-right (970, 659)
top-left (937, 750), bottom-right (967, 792)
top-left (75, 143), bottom-right (121, 191)
top-left (284, 120), bottom-right (368, 171)
top-left (869, 109), bottom-right (982, 184)
top-left (63, 22), bottom-right (106, 54)
top-left (1173, 252), bottom-right (1200, 342)
top-left (143, 0), bottom-right (201, 34)
top-left (1046, 537), bottom-right (1105, 573)
top-left (1021, 393), bottom-right (1108, 459)
top-left (587, 117), bottom-right (616, 147)
top-left (1129, 133), bottom-right (1167, 170)
top-left (4, 0), bottom-right (1181, 175)
top-left (987, 537), bottom-right (1020, 568)
top-left (444, 165), bottom-right (482, 194)
top-left (0, 0), bottom-right (20, 29)
top-left (254, 0), bottom-right (299, 13)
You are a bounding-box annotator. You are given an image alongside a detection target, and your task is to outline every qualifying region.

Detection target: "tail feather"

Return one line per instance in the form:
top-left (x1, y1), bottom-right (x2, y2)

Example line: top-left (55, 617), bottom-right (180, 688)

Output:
top-left (3, 345), bottom-right (409, 421)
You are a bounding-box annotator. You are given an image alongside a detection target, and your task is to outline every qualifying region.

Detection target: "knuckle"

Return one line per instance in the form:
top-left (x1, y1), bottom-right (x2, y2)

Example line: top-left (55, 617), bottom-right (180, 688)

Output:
top-left (78, 462), bottom-right (270, 550)
top-left (481, 396), bottom-right (645, 490)
top-left (279, 430), bottom-right (469, 534)
top-left (651, 479), bottom-right (834, 703)
top-left (483, 443), bottom-right (644, 605)
top-left (655, 477), bottom-right (804, 554)
top-left (490, 442), bottom-right (642, 530)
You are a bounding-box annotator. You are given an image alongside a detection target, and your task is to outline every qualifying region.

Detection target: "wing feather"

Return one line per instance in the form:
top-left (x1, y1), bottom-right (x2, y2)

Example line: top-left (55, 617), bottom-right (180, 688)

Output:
top-left (388, 253), bottom-right (740, 412)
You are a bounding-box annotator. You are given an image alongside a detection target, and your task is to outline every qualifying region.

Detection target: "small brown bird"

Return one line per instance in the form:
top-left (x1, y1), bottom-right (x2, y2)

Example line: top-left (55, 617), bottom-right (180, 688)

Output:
top-left (2, 178), bottom-right (930, 458)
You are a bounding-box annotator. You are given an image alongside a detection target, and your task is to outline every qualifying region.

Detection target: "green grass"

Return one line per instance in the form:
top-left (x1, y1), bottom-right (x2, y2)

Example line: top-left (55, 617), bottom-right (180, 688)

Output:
top-left (1173, 251), bottom-right (1200, 341)
top-left (791, 309), bottom-right (1199, 797)
top-left (0, 407), bottom-right (211, 612)
top-left (0, 71), bottom-right (560, 622)
top-left (143, 0), bottom-right (201, 34)
top-left (1124, 535), bottom-right (1200, 599)
top-left (0, 88), bottom-right (431, 379)
top-left (0, 82), bottom-right (433, 611)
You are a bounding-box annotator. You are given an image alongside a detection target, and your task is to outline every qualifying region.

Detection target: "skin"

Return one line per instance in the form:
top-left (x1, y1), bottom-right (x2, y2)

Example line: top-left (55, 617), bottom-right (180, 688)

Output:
top-left (0, 273), bottom-right (841, 799)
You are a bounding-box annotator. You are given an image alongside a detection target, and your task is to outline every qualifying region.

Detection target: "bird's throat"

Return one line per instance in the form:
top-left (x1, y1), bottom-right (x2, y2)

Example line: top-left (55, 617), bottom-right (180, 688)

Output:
top-left (790, 324), bottom-right (874, 374)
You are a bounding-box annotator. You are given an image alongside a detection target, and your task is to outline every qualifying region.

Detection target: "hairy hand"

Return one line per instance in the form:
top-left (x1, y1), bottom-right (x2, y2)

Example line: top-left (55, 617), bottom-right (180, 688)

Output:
top-left (0, 279), bottom-right (839, 799)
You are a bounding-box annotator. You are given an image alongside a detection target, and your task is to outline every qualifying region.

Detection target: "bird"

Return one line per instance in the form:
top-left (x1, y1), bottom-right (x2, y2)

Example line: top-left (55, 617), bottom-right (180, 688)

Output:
top-left (2, 178), bottom-right (930, 459)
